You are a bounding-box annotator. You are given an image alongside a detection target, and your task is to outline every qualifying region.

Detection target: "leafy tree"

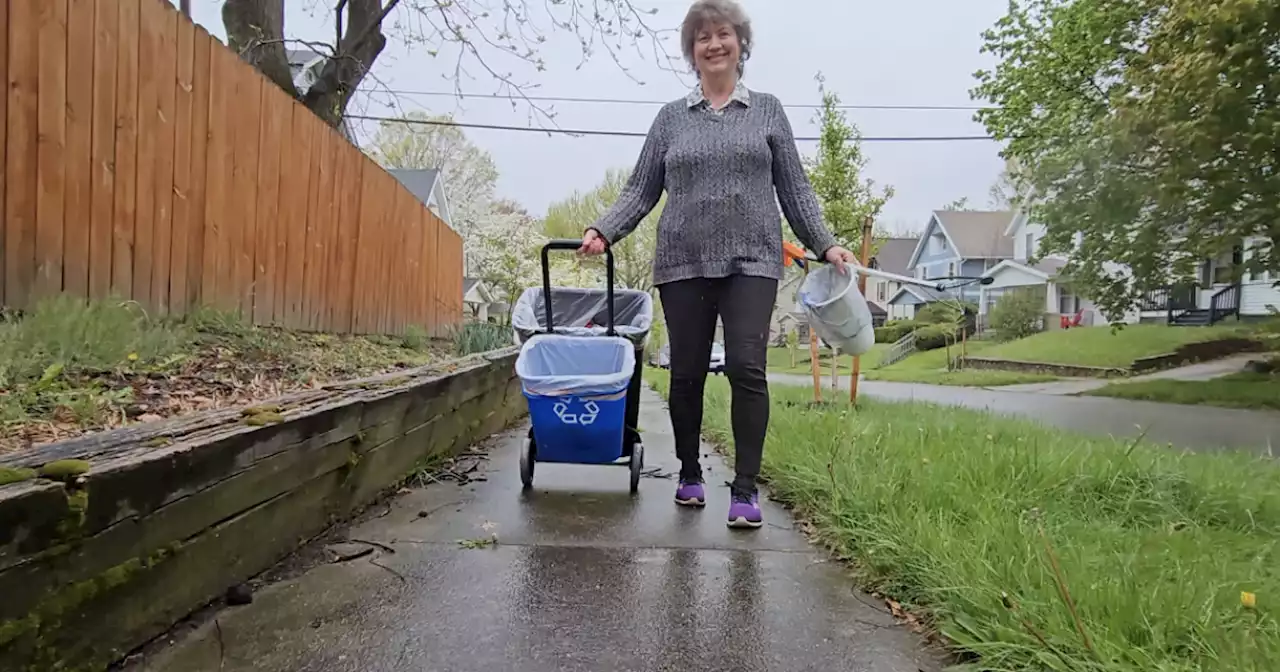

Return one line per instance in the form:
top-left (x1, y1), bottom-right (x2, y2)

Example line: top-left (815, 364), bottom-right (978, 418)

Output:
top-left (971, 0), bottom-right (1279, 321)
top-left (221, 0), bottom-right (678, 130)
top-left (941, 197), bottom-right (972, 212)
top-left (805, 72), bottom-right (894, 256)
top-left (543, 169), bottom-right (661, 294)
top-left (475, 204), bottom-right (545, 318)
top-left (786, 329), bottom-right (799, 368)
top-left (369, 113), bottom-right (513, 276)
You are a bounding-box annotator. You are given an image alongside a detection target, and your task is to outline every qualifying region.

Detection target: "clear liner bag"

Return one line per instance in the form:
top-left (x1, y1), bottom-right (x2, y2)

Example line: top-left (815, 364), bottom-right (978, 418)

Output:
top-left (797, 264), bottom-right (877, 356)
top-left (511, 287), bottom-right (654, 346)
top-left (515, 334), bottom-right (637, 397)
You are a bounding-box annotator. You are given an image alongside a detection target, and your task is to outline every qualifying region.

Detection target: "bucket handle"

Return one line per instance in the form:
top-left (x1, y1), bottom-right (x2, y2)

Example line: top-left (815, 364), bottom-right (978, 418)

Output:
top-left (541, 239), bottom-right (616, 336)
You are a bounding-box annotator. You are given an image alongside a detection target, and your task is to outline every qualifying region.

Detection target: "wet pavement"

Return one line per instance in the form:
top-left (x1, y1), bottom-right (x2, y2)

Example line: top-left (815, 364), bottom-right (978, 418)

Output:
top-left (130, 388), bottom-right (941, 672)
top-left (770, 374), bottom-right (1280, 455)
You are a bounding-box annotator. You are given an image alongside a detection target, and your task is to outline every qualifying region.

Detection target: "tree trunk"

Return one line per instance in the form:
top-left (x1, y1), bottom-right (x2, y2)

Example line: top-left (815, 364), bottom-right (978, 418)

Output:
top-left (221, 0), bottom-right (392, 131)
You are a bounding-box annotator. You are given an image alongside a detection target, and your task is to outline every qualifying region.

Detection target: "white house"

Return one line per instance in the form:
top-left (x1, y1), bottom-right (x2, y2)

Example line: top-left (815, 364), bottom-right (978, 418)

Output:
top-left (983, 205), bottom-right (1279, 326)
top-left (978, 207), bottom-right (1101, 327)
top-left (386, 168), bottom-right (455, 231)
top-left (463, 277), bottom-right (508, 322)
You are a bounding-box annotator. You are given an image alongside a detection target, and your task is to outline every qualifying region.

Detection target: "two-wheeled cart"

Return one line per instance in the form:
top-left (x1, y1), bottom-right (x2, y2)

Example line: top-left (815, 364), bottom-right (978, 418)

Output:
top-left (511, 240), bottom-right (654, 493)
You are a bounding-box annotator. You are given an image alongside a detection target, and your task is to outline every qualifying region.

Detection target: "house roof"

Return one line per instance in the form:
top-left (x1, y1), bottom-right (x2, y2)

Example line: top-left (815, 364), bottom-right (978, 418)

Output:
top-left (463, 277), bottom-right (480, 296)
top-left (387, 169), bottom-right (441, 208)
top-left (887, 284), bottom-right (953, 306)
top-left (867, 301), bottom-right (888, 316)
top-left (932, 210), bottom-right (1016, 259)
top-left (984, 257), bottom-right (1068, 283)
top-left (871, 237), bottom-right (918, 276)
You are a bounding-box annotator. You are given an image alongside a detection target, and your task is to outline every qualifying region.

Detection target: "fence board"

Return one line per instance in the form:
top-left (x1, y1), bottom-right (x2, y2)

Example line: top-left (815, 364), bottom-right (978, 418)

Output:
top-left (63, 0), bottom-right (94, 300)
top-left (301, 125), bottom-right (332, 330)
top-left (0, 0), bottom-right (10, 303)
top-left (34, 0), bottom-right (68, 303)
top-left (147, 2), bottom-right (177, 313)
top-left (131, 0), bottom-right (161, 306)
top-left (3, 0), bottom-right (465, 335)
top-left (5, 0), bottom-right (39, 310)
top-left (228, 66), bottom-right (261, 316)
top-left (251, 86), bottom-right (288, 326)
top-left (201, 43), bottom-right (233, 311)
top-left (87, 0), bottom-right (116, 300)
top-left (279, 103), bottom-right (314, 328)
top-left (167, 16), bottom-right (194, 314)
top-left (111, 0), bottom-right (140, 299)
top-left (183, 27), bottom-right (211, 311)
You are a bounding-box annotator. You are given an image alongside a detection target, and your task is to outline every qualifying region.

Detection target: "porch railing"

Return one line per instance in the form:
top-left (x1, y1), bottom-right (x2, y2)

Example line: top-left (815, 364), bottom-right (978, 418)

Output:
top-left (880, 331), bottom-right (918, 368)
top-left (1209, 283), bottom-right (1242, 323)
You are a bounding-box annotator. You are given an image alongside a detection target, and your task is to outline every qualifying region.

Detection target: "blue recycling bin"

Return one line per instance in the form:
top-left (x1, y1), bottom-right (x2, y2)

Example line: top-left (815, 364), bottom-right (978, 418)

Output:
top-left (516, 334), bottom-right (635, 465)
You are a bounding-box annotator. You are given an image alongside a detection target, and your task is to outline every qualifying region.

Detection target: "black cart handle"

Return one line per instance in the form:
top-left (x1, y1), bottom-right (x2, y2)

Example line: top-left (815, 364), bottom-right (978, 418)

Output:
top-left (540, 239), bottom-right (616, 336)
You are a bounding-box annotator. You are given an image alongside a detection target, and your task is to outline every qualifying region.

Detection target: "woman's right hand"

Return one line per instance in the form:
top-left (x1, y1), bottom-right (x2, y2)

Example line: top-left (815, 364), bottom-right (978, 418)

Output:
top-left (578, 229), bottom-right (607, 256)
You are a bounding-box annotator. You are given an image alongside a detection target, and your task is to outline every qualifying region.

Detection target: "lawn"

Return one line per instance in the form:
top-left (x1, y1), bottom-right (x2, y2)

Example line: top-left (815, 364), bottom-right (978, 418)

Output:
top-left (860, 340), bottom-right (1057, 386)
top-left (647, 369), bottom-right (1280, 671)
top-left (1085, 369), bottom-right (1280, 411)
top-left (767, 344), bottom-right (886, 374)
top-left (0, 296), bottom-right (472, 453)
top-left (980, 323), bottom-right (1257, 368)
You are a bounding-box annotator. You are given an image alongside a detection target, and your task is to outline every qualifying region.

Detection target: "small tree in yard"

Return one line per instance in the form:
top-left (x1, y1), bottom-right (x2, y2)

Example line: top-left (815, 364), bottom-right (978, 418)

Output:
top-left (989, 288), bottom-right (1044, 341)
top-left (222, 0), bottom-right (679, 131)
top-left (805, 73), bottom-right (893, 255)
top-left (786, 329), bottom-right (799, 369)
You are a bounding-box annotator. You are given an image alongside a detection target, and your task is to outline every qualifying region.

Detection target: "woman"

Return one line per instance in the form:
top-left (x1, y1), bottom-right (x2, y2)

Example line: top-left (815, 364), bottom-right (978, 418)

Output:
top-left (579, 0), bottom-right (854, 529)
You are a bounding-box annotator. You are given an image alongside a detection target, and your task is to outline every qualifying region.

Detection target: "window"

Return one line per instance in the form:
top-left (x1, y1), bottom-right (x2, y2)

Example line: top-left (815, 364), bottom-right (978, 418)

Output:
top-left (877, 282), bottom-right (887, 302)
top-left (948, 262), bottom-right (958, 277)
top-left (1025, 232), bottom-right (1035, 259)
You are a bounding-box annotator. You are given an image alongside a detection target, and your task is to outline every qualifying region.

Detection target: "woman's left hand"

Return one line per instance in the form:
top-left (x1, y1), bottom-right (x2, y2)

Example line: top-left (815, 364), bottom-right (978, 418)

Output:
top-left (824, 246), bottom-right (857, 273)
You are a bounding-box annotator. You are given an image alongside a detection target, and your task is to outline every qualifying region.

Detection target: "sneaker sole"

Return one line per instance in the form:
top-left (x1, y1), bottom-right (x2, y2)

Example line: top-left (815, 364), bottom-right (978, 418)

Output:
top-left (727, 516), bottom-right (763, 529)
top-left (674, 497), bottom-right (706, 508)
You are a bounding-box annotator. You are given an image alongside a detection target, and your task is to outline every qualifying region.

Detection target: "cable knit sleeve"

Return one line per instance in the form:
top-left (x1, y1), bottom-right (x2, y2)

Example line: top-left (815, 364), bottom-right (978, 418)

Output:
top-left (590, 105), bottom-right (670, 244)
top-left (765, 95), bottom-right (838, 256)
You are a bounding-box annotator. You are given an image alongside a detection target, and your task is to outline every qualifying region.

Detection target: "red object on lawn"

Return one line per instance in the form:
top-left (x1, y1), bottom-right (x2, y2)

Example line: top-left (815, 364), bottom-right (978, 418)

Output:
top-left (1060, 310), bottom-right (1085, 329)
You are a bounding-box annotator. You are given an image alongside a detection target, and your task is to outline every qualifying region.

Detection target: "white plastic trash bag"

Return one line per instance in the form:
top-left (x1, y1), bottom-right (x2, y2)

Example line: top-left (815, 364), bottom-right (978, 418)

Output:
top-left (511, 287), bottom-right (653, 346)
top-left (516, 334), bottom-right (636, 397)
top-left (798, 264), bottom-right (876, 356)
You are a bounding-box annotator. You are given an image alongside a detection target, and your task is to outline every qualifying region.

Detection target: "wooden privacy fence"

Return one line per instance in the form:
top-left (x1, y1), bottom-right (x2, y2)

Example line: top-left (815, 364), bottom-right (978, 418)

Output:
top-left (0, 0), bottom-right (463, 335)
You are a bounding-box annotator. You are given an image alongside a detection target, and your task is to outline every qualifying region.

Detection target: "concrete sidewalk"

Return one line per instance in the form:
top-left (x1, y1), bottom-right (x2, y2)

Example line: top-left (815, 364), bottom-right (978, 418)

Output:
top-left (769, 374), bottom-right (1280, 456)
top-left (129, 388), bottom-right (941, 672)
top-left (997, 353), bottom-right (1266, 395)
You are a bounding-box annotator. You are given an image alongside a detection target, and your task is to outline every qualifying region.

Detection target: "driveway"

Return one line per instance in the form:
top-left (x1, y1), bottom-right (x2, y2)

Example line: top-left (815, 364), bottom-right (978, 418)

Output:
top-left (129, 387), bottom-right (941, 672)
top-left (769, 374), bottom-right (1280, 456)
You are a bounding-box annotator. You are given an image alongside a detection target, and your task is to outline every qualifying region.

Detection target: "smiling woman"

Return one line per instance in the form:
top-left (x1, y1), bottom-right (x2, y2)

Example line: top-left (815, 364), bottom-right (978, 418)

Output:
top-left (680, 0), bottom-right (754, 80)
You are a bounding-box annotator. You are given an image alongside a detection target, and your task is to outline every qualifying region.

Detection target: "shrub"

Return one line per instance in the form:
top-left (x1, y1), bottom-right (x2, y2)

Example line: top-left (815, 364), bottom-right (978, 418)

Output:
top-left (914, 324), bottom-right (956, 351)
top-left (450, 322), bottom-right (511, 355)
top-left (989, 288), bottom-right (1045, 341)
top-left (875, 319), bottom-right (922, 343)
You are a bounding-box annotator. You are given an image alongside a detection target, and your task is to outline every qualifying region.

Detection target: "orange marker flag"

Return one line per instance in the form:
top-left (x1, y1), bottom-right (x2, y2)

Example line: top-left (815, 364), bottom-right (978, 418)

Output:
top-left (782, 241), bottom-right (806, 268)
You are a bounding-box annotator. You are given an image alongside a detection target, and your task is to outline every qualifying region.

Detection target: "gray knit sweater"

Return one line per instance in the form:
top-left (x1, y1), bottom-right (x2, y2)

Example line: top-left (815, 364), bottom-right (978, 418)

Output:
top-left (591, 88), bottom-right (838, 286)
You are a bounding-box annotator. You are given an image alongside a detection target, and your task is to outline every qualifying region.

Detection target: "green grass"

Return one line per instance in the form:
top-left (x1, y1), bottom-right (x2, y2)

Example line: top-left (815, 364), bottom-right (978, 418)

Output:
top-left (767, 344), bottom-right (886, 374)
top-left (1085, 370), bottom-right (1280, 411)
top-left (980, 324), bottom-right (1260, 369)
top-left (1, 296), bottom-right (449, 453)
top-left (647, 369), bottom-right (1280, 671)
top-left (865, 368), bottom-right (1058, 387)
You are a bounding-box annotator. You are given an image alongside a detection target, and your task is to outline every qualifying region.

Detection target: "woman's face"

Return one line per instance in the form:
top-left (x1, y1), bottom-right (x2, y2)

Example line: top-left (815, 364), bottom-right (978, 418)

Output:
top-left (693, 20), bottom-right (740, 78)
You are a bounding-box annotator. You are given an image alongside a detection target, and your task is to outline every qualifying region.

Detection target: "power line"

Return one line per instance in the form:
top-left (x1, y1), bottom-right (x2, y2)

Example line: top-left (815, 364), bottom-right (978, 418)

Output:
top-left (377, 88), bottom-right (993, 112)
top-left (345, 113), bottom-right (997, 142)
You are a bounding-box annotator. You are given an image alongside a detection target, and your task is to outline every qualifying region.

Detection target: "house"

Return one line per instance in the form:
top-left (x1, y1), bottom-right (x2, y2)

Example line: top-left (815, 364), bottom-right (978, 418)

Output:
top-left (463, 277), bottom-right (508, 322)
top-left (286, 49), bottom-right (356, 141)
top-left (387, 168), bottom-right (455, 230)
top-left (1131, 237), bottom-right (1279, 325)
top-left (978, 206), bottom-right (1100, 327)
top-left (888, 210), bottom-right (1015, 313)
top-left (987, 205), bottom-right (1278, 327)
top-left (865, 237), bottom-right (919, 320)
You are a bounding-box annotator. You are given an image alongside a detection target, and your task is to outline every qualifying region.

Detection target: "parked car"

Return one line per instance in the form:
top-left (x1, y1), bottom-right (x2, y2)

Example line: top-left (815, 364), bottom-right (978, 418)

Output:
top-left (653, 345), bottom-right (670, 369)
top-left (709, 342), bottom-right (726, 374)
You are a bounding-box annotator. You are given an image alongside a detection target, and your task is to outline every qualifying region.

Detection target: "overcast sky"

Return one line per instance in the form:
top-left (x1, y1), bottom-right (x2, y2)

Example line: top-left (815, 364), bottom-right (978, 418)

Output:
top-left (185, 0), bottom-right (1011, 235)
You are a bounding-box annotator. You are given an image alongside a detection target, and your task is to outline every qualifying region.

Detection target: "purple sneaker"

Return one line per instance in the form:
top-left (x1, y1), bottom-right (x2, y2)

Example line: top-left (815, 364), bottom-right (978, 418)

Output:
top-left (727, 491), bottom-right (763, 529)
top-left (674, 480), bottom-right (706, 507)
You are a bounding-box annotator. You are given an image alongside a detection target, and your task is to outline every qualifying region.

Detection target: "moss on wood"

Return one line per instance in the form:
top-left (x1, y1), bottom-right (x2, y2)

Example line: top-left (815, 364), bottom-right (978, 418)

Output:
top-left (0, 468), bottom-right (37, 486)
top-left (36, 461), bottom-right (91, 483)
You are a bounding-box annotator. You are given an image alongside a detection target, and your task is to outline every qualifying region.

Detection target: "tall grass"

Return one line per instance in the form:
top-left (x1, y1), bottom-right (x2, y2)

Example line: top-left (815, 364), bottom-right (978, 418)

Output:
top-left (450, 321), bottom-right (512, 355)
top-left (648, 370), bottom-right (1280, 671)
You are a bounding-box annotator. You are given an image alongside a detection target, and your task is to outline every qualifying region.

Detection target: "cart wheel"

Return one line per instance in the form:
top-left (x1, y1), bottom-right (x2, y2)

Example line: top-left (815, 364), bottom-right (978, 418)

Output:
top-left (520, 438), bottom-right (536, 490)
top-left (629, 443), bottom-right (644, 494)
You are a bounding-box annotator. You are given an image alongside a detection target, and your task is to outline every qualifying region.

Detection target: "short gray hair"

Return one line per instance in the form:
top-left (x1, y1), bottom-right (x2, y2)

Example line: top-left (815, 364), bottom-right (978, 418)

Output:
top-left (680, 0), bottom-right (753, 77)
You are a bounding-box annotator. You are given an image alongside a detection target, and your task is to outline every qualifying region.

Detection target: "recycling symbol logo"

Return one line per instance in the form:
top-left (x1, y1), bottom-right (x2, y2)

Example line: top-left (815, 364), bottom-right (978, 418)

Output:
top-left (554, 398), bottom-right (600, 425)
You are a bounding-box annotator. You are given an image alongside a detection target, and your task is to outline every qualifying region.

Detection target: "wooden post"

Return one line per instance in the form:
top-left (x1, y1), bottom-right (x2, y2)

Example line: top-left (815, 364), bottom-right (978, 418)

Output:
top-left (850, 217), bottom-right (874, 404)
top-left (805, 265), bottom-right (823, 403)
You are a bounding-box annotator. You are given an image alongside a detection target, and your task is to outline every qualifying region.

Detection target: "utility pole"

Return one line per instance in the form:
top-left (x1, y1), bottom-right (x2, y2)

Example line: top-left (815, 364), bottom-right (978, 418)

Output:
top-left (849, 217), bottom-right (874, 404)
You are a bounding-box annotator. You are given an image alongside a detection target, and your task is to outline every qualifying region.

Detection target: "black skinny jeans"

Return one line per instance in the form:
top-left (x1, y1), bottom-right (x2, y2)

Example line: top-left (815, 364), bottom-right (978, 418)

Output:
top-left (658, 275), bottom-right (777, 495)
